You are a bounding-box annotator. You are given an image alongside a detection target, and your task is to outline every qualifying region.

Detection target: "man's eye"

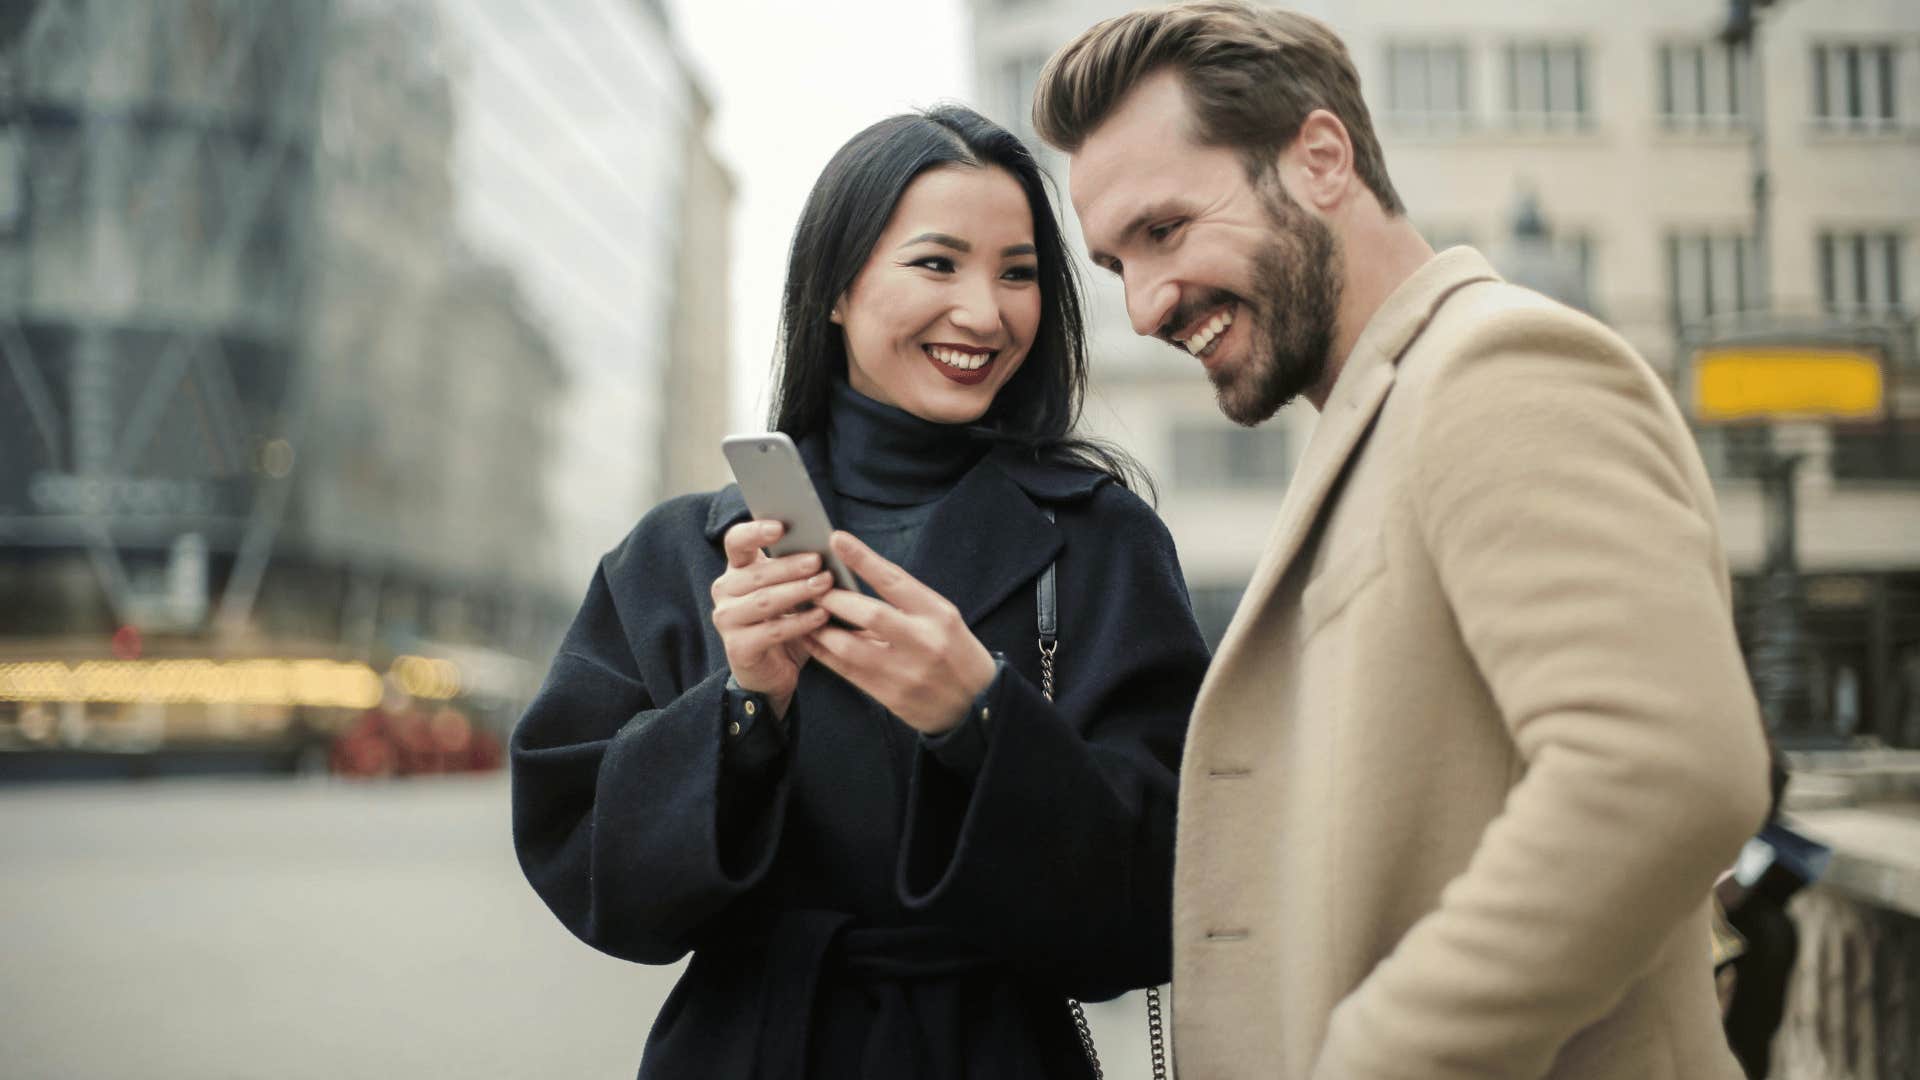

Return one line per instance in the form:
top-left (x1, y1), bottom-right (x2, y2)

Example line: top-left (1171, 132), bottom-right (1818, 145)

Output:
top-left (1147, 221), bottom-right (1181, 243)
top-left (911, 256), bottom-right (956, 273)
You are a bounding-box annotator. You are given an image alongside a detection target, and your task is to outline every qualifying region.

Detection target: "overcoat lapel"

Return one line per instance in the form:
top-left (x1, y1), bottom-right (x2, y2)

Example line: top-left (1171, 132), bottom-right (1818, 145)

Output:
top-left (902, 457), bottom-right (1062, 627)
top-left (1204, 249), bottom-right (1501, 677)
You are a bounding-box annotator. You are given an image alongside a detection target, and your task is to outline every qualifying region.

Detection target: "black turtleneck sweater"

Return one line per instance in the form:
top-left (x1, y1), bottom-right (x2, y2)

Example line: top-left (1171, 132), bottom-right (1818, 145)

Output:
top-left (826, 377), bottom-right (987, 569)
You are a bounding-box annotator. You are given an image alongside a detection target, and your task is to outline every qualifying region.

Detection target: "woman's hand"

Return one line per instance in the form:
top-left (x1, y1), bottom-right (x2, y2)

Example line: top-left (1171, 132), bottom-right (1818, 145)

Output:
top-left (801, 531), bottom-right (998, 735)
top-left (711, 520), bottom-right (834, 719)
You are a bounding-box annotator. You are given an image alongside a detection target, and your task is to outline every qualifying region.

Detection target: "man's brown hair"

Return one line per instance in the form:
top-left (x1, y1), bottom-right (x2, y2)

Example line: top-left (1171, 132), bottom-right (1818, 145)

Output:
top-left (1032, 0), bottom-right (1403, 215)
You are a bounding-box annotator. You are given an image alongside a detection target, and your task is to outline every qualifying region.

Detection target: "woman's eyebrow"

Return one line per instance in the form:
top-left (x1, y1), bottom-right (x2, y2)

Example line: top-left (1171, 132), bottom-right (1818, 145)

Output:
top-left (1002, 243), bottom-right (1037, 258)
top-left (899, 232), bottom-right (969, 252)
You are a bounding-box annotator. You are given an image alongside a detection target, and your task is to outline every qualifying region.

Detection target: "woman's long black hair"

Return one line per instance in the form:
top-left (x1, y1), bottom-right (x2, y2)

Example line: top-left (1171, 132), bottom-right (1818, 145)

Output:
top-left (768, 104), bottom-right (1152, 498)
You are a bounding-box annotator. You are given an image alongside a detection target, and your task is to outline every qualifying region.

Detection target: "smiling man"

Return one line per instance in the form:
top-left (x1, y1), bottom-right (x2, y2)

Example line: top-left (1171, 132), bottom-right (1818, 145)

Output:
top-left (1035, 4), bottom-right (1771, 1078)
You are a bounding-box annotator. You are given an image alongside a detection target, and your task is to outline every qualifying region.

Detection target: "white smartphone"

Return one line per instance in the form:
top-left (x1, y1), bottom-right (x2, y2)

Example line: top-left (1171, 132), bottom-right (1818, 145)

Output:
top-left (720, 432), bottom-right (859, 593)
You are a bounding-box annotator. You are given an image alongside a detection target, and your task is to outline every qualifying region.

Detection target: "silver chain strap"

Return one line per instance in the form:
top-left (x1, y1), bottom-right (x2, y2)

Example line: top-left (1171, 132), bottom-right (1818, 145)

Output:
top-left (1043, 637), bottom-right (1169, 1080)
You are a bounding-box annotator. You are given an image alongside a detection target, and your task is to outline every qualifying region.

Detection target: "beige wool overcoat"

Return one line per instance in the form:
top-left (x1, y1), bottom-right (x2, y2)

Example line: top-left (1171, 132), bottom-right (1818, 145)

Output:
top-left (1170, 248), bottom-right (1772, 1079)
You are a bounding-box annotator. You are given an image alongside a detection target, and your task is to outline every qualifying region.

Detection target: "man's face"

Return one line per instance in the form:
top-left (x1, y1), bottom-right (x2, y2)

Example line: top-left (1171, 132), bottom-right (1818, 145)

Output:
top-left (1070, 70), bottom-right (1343, 425)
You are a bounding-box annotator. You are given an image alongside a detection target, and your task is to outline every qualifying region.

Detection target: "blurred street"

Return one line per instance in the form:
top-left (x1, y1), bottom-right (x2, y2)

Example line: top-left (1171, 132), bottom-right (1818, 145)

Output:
top-left (0, 775), bottom-right (1163, 1080)
top-left (0, 775), bottom-right (674, 1079)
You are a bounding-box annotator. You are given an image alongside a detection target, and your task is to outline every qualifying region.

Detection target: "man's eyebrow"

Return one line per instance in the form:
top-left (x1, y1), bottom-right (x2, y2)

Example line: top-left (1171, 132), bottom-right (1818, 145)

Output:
top-left (900, 232), bottom-right (970, 253)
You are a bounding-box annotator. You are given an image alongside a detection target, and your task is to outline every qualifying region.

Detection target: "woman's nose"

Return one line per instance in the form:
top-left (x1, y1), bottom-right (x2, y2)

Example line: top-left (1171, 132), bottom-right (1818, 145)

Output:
top-left (948, 277), bottom-right (1000, 334)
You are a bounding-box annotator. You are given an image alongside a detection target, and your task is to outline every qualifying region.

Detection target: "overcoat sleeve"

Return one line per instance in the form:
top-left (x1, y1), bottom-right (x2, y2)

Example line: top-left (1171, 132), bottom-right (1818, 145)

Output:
top-left (896, 486), bottom-right (1208, 1001)
top-left (1311, 321), bottom-right (1771, 1078)
top-left (511, 506), bottom-right (791, 965)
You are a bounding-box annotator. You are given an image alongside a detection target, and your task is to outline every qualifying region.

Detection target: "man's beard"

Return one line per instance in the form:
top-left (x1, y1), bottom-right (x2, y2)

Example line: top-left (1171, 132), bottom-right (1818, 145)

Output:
top-left (1211, 180), bottom-right (1342, 426)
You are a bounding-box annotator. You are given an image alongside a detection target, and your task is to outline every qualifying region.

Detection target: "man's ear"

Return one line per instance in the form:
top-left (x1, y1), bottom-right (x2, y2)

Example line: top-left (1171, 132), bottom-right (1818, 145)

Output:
top-left (1283, 109), bottom-right (1356, 211)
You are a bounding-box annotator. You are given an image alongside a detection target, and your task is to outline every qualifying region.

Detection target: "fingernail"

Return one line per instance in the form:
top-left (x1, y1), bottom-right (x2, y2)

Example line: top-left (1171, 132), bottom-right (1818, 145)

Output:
top-left (812, 572), bottom-right (832, 587)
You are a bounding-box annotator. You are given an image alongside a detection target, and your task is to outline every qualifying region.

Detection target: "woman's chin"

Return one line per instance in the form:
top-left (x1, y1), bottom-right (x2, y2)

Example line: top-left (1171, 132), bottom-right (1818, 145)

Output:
top-left (899, 385), bottom-right (996, 426)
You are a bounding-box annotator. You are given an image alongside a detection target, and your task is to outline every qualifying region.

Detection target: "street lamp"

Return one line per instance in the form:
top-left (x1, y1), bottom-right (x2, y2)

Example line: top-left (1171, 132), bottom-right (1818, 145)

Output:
top-left (1719, 0), bottom-right (1780, 315)
top-left (1496, 188), bottom-right (1592, 313)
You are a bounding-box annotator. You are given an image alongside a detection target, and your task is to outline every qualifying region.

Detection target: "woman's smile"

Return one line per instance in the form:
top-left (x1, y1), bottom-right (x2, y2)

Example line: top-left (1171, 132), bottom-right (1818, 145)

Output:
top-left (922, 342), bottom-right (997, 385)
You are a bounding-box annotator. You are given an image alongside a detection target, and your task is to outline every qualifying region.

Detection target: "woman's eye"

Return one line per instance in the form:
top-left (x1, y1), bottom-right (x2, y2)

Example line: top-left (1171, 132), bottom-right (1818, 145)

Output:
top-left (910, 256), bottom-right (956, 273)
top-left (1002, 264), bottom-right (1038, 283)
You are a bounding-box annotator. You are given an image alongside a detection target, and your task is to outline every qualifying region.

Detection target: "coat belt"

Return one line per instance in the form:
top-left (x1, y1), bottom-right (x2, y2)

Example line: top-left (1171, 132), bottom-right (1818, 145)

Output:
top-left (739, 909), bottom-right (996, 1080)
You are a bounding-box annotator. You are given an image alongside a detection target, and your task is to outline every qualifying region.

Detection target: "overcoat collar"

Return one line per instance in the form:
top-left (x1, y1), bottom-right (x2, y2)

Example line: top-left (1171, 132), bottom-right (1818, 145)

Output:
top-left (704, 434), bottom-right (1105, 626)
top-left (1208, 247), bottom-right (1500, 669)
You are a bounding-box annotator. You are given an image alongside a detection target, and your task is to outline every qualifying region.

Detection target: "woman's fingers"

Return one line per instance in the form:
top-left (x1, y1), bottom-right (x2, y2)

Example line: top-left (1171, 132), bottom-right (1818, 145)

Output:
top-left (812, 588), bottom-right (915, 639)
top-left (714, 550), bottom-right (822, 599)
top-left (737, 607), bottom-right (830, 656)
top-left (714, 571), bottom-right (835, 630)
top-left (803, 624), bottom-right (893, 684)
top-left (722, 520), bottom-right (782, 568)
top-left (830, 532), bottom-right (942, 614)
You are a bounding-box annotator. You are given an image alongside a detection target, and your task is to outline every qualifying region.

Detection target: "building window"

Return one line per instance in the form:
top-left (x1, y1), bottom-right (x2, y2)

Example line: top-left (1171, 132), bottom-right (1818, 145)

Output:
top-left (1385, 42), bottom-right (1471, 130)
top-left (0, 124), bottom-right (22, 239)
top-left (1171, 423), bottom-right (1291, 489)
top-left (1831, 422), bottom-right (1920, 482)
top-left (1819, 230), bottom-right (1906, 314)
top-left (1504, 41), bottom-right (1590, 129)
top-left (1559, 232), bottom-right (1599, 311)
top-left (1657, 40), bottom-right (1748, 129)
top-left (1811, 43), bottom-right (1901, 130)
top-left (1667, 232), bottom-right (1757, 327)
top-left (1187, 582), bottom-right (1245, 651)
top-left (1000, 53), bottom-right (1047, 138)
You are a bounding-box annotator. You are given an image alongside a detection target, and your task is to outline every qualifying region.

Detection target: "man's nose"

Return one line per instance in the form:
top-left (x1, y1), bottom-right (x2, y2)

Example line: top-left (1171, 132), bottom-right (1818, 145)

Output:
top-left (1124, 273), bottom-right (1178, 339)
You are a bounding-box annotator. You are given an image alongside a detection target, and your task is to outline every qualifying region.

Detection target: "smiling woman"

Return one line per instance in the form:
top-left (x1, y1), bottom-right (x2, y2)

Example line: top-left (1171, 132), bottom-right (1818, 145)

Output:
top-left (511, 105), bottom-right (1208, 1079)
top-left (831, 165), bottom-right (1041, 420)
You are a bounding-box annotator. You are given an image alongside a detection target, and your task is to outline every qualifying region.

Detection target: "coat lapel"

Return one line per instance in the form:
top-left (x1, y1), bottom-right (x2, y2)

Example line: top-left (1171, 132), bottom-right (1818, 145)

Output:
top-left (1207, 248), bottom-right (1501, 673)
top-left (902, 453), bottom-right (1066, 628)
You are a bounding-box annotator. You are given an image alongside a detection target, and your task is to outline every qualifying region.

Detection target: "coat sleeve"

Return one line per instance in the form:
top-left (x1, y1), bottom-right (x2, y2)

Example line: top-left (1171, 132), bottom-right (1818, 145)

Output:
top-left (511, 521), bottom-right (793, 966)
top-left (896, 488), bottom-right (1207, 1001)
top-left (1311, 317), bottom-right (1772, 1079)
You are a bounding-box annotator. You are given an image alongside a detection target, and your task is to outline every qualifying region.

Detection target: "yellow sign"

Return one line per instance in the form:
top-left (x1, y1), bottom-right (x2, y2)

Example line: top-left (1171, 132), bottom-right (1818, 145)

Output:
top-left (1691, 347), bottom-right (1884, 422)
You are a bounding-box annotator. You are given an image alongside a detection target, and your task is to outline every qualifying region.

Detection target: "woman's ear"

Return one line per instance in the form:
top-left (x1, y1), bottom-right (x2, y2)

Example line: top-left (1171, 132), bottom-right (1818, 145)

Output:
top-left (829, 298), bottom-right (845, 325)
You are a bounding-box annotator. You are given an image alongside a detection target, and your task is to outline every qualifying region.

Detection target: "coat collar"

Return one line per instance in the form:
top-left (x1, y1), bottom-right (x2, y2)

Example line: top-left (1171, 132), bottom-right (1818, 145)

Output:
top-left (703, 434), bottom-right (1105, 626)
top-left (1209, 247), bottom-right (1500, 667)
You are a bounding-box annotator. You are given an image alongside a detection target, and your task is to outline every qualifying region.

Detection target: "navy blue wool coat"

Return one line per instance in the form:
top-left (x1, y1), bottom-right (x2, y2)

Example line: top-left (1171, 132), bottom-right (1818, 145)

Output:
top-left (511, 436), bottom-right (1209, 1079)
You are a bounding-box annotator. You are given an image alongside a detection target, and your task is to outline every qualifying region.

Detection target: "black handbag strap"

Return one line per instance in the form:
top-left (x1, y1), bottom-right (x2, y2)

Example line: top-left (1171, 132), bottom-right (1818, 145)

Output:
top-left (1041, 504), bottom-right (1168, 1079)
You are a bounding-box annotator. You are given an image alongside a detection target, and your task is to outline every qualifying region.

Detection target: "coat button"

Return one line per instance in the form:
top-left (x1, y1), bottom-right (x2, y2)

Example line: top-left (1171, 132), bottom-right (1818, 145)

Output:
top-left (980, 707), bottom-right (990, 722)
top-left (727, 720), bottom-right (741, 736)
top-left (744, 700), bottom-right (758, 717)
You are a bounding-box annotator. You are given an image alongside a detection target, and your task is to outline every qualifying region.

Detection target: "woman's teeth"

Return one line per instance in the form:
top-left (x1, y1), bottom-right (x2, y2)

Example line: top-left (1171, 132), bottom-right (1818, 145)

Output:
top-left (928, 346), bottom-right (992, 371)
top-left (1183, 309), bottom-right (1233, 357)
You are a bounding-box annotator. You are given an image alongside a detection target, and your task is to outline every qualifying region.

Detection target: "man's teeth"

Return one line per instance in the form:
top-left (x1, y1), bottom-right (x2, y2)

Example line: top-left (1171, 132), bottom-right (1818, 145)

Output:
top-left (1183, 310), bottom-right (1233, 356)
top-left (929, 346), bottom-right (991, 370)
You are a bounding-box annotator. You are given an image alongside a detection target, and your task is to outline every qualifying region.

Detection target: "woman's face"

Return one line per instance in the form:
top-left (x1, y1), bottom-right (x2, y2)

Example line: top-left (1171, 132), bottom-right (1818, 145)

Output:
top-left (833, 164), bottom-right (1042, 425)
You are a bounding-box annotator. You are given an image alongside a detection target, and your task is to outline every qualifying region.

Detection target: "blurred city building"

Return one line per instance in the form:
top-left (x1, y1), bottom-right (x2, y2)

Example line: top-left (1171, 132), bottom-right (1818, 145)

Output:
top-left (0, 0), bottom-right (731, 775)
top-left (971, 0), bottom-right (1920, 751)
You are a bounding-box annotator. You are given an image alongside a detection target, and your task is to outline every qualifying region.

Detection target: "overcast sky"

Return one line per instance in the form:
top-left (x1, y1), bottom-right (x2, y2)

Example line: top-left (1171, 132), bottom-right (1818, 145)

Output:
top-left (662, 0), bottom-right (976, 431)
